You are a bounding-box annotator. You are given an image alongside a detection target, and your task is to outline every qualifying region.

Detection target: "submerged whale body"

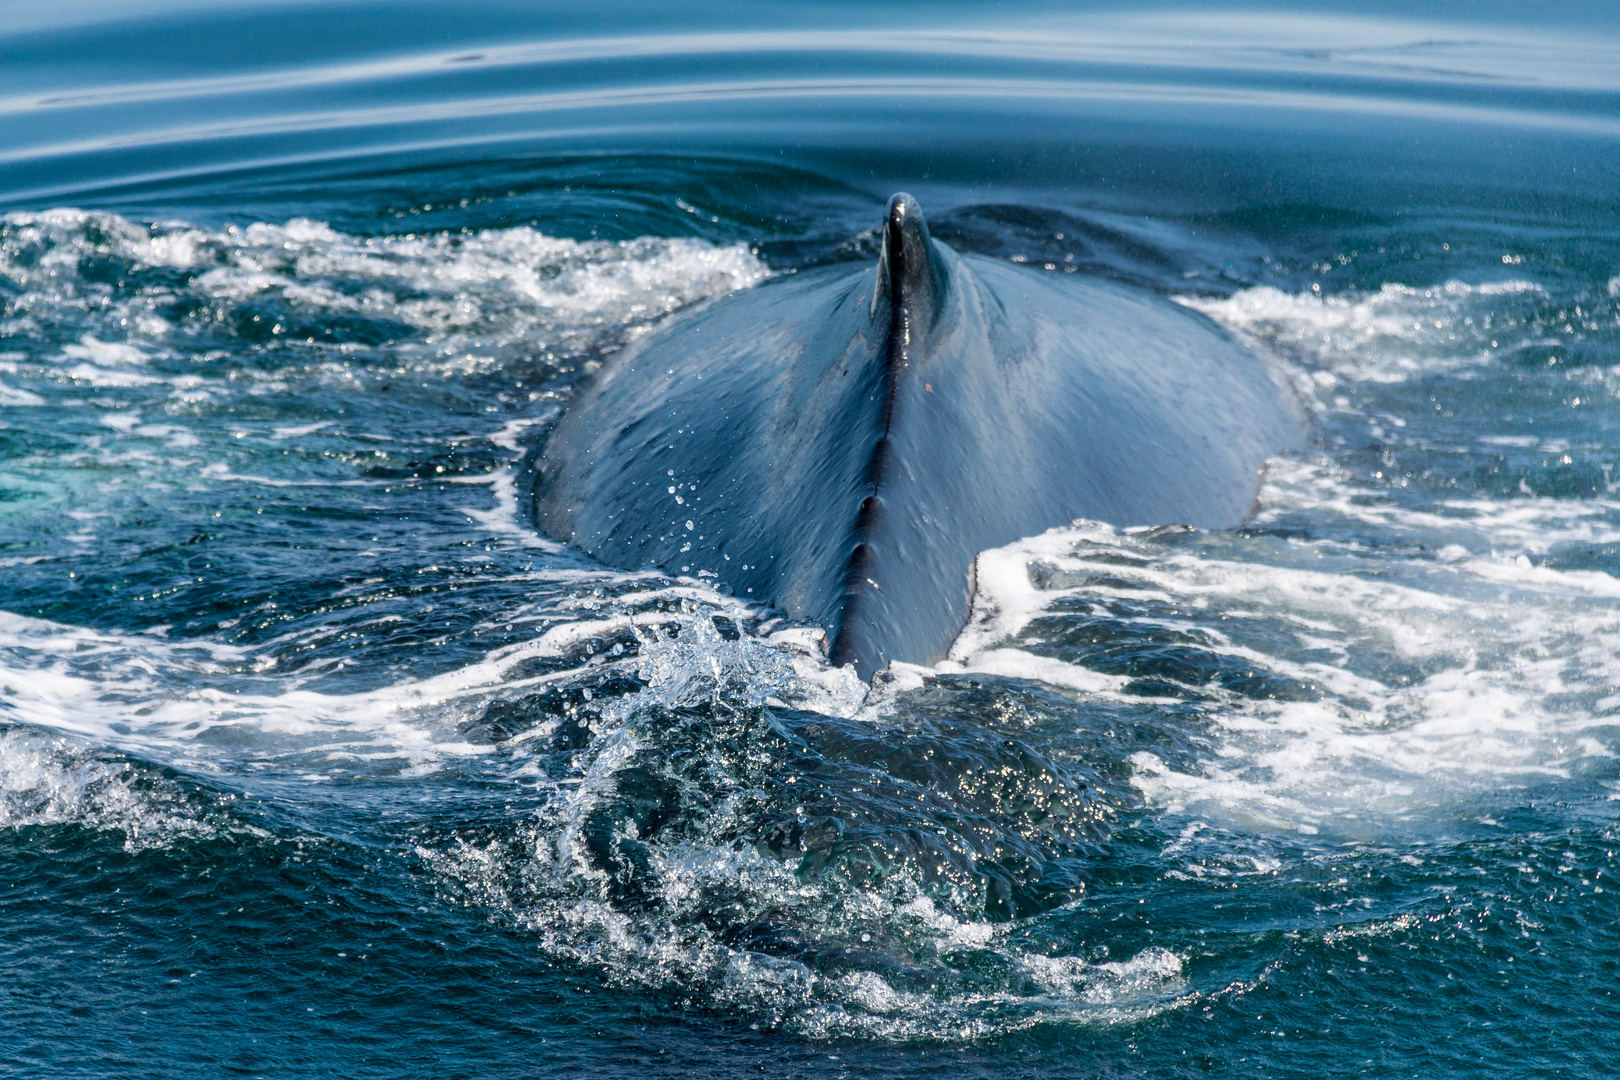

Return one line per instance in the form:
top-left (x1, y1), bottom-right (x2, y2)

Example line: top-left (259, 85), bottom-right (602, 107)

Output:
top-left (532, 195), bottom-right (1306, 678)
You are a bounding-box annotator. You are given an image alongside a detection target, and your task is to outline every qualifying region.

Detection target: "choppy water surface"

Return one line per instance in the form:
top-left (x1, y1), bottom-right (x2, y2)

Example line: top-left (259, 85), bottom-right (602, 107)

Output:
top-left (3, 3), bottom-right (1620, 1077)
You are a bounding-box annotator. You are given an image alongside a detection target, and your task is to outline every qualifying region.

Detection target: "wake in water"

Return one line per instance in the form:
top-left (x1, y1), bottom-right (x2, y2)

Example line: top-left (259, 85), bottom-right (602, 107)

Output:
top-left (2, 206), bottom-right (1619, 1048)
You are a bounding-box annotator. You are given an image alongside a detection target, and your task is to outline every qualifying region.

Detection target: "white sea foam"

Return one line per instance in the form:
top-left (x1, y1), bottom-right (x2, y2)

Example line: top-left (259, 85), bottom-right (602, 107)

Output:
top-left (947, 518), bottom-right (1620, 837)
top-left (0, 577), bottom-right (771, 776)
top-left (1180, 277), bottom-right (1549, 383)
top-left (1256, 457), bottom-right (1620, 552)
top-left (0, 208), bottom-right (768, 400)
top-left (0, 381), bottom-right (44, 405)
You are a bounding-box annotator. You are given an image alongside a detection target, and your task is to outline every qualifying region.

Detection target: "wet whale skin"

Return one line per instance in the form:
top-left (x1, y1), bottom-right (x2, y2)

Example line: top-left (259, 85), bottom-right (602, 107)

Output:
top-left (533, 197), bottom-right (1307, 677)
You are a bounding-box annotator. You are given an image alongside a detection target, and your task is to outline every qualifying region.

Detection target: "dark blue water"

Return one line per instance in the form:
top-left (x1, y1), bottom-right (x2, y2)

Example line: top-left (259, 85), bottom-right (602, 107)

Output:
top-left (4, 3), bottom-right (1620, 1076)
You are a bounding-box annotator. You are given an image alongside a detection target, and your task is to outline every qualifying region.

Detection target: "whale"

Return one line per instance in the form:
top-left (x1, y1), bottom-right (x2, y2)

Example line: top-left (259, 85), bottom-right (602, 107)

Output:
top-left (530, 194), bottom-right (1307, 679)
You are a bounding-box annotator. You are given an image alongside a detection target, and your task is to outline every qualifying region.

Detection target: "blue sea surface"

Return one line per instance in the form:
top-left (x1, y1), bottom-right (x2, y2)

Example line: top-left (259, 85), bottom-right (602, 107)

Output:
top-left (3, 2), bottom-right (1620, 1076)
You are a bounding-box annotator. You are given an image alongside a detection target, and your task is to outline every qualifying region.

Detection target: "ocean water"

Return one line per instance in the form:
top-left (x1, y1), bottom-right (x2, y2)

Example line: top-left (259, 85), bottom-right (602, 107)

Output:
top-left (3, 2), bottom-right (1620, 1076)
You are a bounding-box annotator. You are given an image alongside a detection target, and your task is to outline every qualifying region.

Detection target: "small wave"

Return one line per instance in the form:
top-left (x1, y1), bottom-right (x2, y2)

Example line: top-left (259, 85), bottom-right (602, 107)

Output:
top-left (0, 726), bottom-right (243, 850)
top-left (413, 610), bottom-right (1174, 1039)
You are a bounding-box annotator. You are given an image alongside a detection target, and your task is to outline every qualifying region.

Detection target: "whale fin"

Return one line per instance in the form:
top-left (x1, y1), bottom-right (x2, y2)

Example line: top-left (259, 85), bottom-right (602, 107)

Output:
top-left (872, 192), bottom-right (948, 330)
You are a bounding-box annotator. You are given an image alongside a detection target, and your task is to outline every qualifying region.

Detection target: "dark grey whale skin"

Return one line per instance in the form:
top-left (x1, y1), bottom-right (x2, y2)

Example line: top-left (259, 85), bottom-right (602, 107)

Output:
top-left (531, 195), bottom-right (1307, 679)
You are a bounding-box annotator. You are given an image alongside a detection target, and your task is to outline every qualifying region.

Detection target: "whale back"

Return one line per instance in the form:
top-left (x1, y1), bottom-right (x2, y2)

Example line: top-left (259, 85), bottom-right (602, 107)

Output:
top-left (532, 195), bottom-right (1306, 677)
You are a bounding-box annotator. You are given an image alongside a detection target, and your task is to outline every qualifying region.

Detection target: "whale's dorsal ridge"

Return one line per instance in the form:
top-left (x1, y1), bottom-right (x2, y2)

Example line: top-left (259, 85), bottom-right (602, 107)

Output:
top-left (831, 194), bottom-right (952, 672)
top-left (873, 192), bottom-right (948, 334)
